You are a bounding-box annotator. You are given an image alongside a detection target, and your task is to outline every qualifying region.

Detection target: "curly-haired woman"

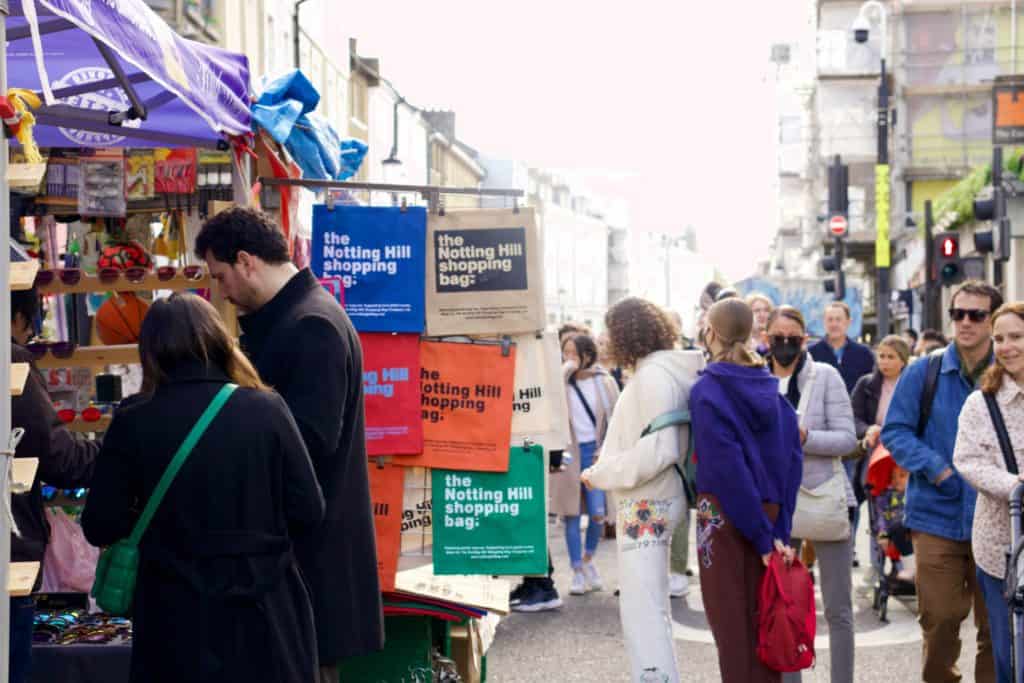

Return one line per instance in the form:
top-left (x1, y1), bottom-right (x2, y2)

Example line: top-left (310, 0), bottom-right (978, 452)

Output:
top-left (581, 297), bottom-right (704, 682)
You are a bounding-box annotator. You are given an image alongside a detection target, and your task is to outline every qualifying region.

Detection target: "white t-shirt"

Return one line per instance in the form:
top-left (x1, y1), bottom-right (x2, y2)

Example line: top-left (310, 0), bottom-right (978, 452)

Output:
top-left (777, 374), bottom-right (791, 396)
top-left (568, 376), bottom-right (600, 444)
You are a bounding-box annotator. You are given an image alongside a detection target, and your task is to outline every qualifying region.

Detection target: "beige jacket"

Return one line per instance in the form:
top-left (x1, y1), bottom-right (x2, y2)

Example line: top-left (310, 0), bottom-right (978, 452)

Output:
top-left (953, 377), bottom-right (1024, 579)
top-left (549, 365), bottom-right (620, 517)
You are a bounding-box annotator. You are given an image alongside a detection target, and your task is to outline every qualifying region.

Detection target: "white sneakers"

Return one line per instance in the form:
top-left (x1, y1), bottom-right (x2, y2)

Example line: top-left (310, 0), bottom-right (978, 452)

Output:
top-left (669, 572), bottom-right (690, 598)
top-left (570, 562), bottom-right (604, 595)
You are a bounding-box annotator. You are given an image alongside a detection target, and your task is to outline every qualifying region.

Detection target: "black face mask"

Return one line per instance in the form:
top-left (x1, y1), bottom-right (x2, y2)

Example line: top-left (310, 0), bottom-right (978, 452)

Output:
top-left (770, 340), bottom-right (802, 368)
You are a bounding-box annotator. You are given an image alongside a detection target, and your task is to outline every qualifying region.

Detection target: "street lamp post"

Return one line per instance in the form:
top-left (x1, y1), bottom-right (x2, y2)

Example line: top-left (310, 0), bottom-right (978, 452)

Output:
top-left (855, 0), bottom-right (892, 336)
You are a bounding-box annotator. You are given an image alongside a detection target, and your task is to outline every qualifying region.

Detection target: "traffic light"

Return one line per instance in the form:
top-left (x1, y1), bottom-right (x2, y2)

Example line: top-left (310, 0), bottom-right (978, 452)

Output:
top-left (821, 252), bottom-right (845, 300)
top-left (934, 232), bottom-right (963, 286)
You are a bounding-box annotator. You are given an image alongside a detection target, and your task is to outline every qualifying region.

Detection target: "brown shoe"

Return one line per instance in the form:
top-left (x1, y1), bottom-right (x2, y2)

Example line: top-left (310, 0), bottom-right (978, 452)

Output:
top-left (604, 522), bottom-right (616, 539)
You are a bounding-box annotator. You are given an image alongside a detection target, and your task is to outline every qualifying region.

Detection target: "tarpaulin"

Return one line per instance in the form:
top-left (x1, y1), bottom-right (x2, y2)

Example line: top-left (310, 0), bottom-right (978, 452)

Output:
top-left (6, 0), bottom-right (250, 148)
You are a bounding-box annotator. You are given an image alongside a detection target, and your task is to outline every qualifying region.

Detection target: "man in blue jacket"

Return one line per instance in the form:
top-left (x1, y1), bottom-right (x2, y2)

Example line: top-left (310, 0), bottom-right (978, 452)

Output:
top-left (808, 301), bottom-right (875, 393)
top-left (882, 280), bottom-right (1002, 683)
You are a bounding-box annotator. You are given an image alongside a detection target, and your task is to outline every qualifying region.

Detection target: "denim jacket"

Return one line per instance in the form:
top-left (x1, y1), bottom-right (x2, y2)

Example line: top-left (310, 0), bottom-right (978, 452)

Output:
top-left (881, 344), bottom-right (992, 542)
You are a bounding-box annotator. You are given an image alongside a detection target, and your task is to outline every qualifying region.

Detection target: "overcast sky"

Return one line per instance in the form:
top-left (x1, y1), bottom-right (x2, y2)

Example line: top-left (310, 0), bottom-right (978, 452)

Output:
top-left (348, 2), bottom-right (807, 281)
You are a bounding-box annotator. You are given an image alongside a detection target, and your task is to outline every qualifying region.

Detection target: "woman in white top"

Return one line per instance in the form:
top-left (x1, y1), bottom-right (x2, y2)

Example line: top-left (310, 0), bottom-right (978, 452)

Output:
top-left (550, 333), bottom-right (619, 596)
top-left (953, 302), bottom-right (1024, 683)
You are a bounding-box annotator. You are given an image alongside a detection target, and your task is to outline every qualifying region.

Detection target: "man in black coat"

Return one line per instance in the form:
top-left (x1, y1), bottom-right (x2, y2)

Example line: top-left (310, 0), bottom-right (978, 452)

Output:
top-left (196, 208), bottom-right (384, 680)
top-left (9, 287), bottom-right (99, 683)
top-left (808, 301), bottom-right (875, 394)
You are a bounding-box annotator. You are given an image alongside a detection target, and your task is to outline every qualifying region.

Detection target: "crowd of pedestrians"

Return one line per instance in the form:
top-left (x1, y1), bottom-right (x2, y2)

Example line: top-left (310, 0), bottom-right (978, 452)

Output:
top-left (519, 278), bottom-right (1024, 683)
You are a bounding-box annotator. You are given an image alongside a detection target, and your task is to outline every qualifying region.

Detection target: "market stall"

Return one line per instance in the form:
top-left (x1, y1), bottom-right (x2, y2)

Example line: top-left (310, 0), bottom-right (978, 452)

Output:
top-left (1, 0), bottom-right (252, 680)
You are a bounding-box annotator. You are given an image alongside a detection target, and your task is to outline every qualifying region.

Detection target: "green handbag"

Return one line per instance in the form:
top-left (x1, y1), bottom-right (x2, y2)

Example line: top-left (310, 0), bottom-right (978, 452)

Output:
top-left (641, 409), bottom-right (697, 508)
top-left (91, 384), bottom-right (237, 616)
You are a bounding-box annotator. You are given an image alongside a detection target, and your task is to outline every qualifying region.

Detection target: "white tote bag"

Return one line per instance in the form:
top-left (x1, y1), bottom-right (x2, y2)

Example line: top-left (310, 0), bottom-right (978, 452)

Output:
top-left (789, 362), bottom-right (851, 542)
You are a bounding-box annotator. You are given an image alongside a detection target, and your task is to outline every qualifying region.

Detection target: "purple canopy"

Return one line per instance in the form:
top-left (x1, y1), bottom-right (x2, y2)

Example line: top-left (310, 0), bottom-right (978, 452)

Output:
top-left (5, 0), bottom-right (251, 148)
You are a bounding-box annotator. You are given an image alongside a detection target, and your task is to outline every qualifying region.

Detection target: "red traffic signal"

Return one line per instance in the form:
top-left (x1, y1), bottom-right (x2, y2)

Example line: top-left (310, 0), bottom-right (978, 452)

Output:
top-left (940, 236), bottom-right (958, 258)
top-left (934, 232), bottom-right (963, 286)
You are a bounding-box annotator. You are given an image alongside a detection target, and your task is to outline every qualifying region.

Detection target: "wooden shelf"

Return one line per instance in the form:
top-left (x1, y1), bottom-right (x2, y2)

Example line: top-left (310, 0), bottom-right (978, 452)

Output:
top-left (10, 261), bottom-right (39, 291)
top-left (37, 270), bottom-right (210, 295)
top-left (11, 458), bottom-right (38, 494)
top-left (8, 561), bottom-right (39, 596)
top-left (11, 363), bottom-right (29, 396)
top-left (34, 344), bottom-right (139, 369)
top-left (66, 415), bottom-right (112, 433)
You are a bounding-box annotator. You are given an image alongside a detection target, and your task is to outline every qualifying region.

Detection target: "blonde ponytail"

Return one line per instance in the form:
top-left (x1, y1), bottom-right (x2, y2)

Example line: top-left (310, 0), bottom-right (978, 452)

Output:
top-left (708, 299), bottom-right (765, 368)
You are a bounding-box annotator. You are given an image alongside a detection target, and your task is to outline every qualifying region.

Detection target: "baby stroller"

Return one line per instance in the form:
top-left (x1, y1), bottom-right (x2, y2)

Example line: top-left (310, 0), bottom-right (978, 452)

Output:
top-left (862, 444), bottom-right (916, 623)
top-left (1009, 483), bottom-right (1024, 682)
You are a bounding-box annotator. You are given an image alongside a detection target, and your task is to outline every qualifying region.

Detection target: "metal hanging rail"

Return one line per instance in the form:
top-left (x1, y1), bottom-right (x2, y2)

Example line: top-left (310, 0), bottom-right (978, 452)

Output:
top-left (257, 177), bottom-right (524, 213)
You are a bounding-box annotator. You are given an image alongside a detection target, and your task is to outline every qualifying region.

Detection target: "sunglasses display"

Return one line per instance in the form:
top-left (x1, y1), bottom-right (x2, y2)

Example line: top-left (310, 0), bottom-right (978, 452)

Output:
top-left (33, 268), bottom-right (82, 287)
top-left (33, 611), bottom-right (132, 646)
top-left (25, 341), bottom-right (77, 359)
top-left (948, 308), bottom-right (989, 323)
top-left (156, 264), bottom-right (204, 281)
top-left (57, 406), bottom-right (104, 424)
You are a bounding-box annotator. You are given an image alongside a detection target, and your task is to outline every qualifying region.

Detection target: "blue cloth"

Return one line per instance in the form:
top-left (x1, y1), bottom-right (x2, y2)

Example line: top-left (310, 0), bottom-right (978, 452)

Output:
top-left (9, 596), bottom-right (34, 683)
top-left (690, 363), bottom-right (804, 556)
top-left (882, 344), bottom-right (991, 541)
top-left (809, 337), bottom-right (875, 395)
top-left (977, 568), bottom-right (1012, 683)
top-left (564, 441), bottom-right (605, 568)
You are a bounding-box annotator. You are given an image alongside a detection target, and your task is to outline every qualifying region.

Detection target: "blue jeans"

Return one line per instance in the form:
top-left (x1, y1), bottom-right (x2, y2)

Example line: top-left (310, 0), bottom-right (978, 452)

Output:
top-left (978, 568), bottom-right (1013, 683)
top-left (565, 441), bottom-right (605, 569)
top-left (9, 596), bottom-right (34, 683)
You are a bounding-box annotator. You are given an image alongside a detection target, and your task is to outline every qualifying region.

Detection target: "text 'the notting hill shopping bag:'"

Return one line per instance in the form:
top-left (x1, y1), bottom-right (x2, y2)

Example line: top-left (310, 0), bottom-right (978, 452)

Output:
top-left (360, 333), bottom-right (422, 456)
top-left (393, 340), bottom-right (515, 473)
top-left (312, 205), bottom-right (426, 333)
top-left (368, 463), bottom-right (404, 592)
top-left (425, 208), bottom-right (544, 336)
top-left (432, 444), bottom-right (548, 575)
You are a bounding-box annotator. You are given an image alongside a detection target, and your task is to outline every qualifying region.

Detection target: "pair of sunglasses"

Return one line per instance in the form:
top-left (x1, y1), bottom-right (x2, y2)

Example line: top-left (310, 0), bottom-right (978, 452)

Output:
top-left (157, 264), bottom-right (204, 281)
top-left (34, 268), bottom-right (82, 287)
top-left (948, 308), bottom-right (989, 323)
top-left (40, 486), bottom-right (87, 501)
top-left (25, 341), bottom-right (77, 359)
top-left (57, 406), bottom-right (103, 424)
top-left (770, 335), bottom-right (803, 346)
top-left (98, 267), bottom-right (149, 285)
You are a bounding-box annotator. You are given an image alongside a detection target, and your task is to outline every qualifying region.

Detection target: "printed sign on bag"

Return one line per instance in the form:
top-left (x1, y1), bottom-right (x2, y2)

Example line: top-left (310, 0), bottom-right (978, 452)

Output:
top-left (425, 208), bottom-right (545, 336)
top-left (312, 205), bottom-right (426, 332)
top-left (360, 333), bottom-right (422, 456)
top-left (431, 445), bottom-right (547, 575)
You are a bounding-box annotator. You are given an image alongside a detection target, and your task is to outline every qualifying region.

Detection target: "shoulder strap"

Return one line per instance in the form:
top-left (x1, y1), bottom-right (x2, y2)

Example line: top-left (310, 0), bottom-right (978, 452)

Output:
top-left (916, 349), bottom-right (944, 437)
top-left (641, 410), bottom-right (690, 437)
top-left (569, 377), bottom-right (598, 427)
top-left (983, 392), bottom-right (1018, 475)
top-left (128, 384), bottom-right (238, 545)
top-left (795, 359), bottom-right (817, 426)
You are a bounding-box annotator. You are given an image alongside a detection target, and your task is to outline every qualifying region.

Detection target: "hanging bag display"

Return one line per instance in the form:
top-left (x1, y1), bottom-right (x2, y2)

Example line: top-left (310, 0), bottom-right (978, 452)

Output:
top-left (91, 384), bottom-right (237, 615)
top-left (789, 362), bottom-right (850, 542)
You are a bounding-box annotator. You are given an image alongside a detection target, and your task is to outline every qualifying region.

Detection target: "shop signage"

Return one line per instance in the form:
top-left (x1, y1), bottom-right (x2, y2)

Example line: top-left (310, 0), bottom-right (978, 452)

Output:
top-left (431, 445), bottom-right (547, 575)
top-left (393, 340), bottom-right (515, 473)
top-left (312, 205), bottom-right (426, 333)
top-left (425, 208), bottom-right (545, 336)
top-left (359, 333), bottom-right (423, 456)
top-left (994, 76), bottom-right (1024, 145)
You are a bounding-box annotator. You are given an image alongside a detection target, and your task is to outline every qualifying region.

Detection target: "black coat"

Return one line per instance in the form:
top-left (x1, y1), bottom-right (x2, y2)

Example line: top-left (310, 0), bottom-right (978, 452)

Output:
top-left (238, 268), bottom-right (384, 662)
top-left (850, 371), bottom-right (884, 440)
top-left (11, 344), bottom-right (98, 569)
top-left (81, 366), bottom-right (324, 683)
top-left (809, 337), bottom-right (876, 395)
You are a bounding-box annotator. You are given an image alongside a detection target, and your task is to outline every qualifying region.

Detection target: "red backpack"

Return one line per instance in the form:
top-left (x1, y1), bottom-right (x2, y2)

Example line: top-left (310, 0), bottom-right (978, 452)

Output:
top-left (756, 553), bottom-right (816, 672)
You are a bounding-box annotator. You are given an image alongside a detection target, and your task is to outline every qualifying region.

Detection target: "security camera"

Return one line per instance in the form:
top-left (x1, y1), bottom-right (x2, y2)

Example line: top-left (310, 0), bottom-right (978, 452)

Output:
top-left (852, 14), bottom-right (871, 43)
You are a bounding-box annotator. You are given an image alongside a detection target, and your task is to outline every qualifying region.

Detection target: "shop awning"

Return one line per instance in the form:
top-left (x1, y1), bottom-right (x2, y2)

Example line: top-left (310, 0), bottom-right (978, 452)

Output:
top-left (5, 0), bottom-right (251, 149)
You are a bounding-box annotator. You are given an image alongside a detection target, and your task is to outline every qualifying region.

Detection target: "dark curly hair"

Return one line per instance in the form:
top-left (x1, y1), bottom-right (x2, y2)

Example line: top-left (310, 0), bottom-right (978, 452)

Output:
top-left (195, 207), bottom-right (290, 265)
top-left (604, 297), bottom-right (679, 369)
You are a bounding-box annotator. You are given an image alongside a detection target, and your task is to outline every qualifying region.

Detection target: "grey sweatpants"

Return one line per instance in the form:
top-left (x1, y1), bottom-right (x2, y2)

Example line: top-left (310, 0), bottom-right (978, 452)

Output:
top-left (783, 537), bottom-right (854, 683)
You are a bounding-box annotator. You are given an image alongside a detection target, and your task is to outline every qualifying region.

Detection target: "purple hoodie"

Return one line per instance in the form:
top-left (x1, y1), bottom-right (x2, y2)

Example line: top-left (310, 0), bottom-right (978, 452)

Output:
top-left (690, 362), bottom-right (803, 555)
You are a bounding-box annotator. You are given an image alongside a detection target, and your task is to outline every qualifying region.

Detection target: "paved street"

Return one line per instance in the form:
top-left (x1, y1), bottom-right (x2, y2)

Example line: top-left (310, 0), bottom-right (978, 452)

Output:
top-left (488, 516), bottom-right (987, 681)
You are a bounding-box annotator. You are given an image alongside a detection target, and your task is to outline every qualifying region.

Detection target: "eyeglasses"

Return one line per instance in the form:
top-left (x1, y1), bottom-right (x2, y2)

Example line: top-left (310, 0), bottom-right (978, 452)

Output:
top-left (770, 335), bottom-right (803, 346)
top-left (98, 267), bottom-right (148, 285)
top-left (57, 406), bottom-right (103, 424)
top-left (34, 268), bottom-right (82, 287)
top-left (156, 264), bottom-right (204, 281)
top-left (949, 308), bottom-right (990, 323)
top-left (25, 341), bottom-right (77, 359)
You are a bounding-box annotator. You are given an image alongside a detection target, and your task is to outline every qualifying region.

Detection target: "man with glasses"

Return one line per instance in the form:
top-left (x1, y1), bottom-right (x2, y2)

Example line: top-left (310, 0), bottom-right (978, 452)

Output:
top-left (882, 279), bottom-right (1003, 683)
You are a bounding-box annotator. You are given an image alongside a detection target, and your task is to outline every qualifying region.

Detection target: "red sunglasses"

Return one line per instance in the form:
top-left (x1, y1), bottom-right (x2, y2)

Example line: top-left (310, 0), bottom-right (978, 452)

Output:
top-left (57, 407), bottom-right (103, 424)
top-left (98, 267), bottom-right (148, 285)
top-left (156, 265), bottom-right (204, 282)
top-left (34, 268), bottom-right (82, 287)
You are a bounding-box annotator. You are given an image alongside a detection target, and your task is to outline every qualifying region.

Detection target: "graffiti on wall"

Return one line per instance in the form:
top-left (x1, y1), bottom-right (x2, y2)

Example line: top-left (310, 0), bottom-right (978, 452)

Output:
top-left (735, 277), bottom-right (864, 340)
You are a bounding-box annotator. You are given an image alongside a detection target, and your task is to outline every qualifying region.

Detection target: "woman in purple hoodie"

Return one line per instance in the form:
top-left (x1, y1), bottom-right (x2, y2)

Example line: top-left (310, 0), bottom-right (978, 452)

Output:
top-left (690, 298), bottom-right (803, 683)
